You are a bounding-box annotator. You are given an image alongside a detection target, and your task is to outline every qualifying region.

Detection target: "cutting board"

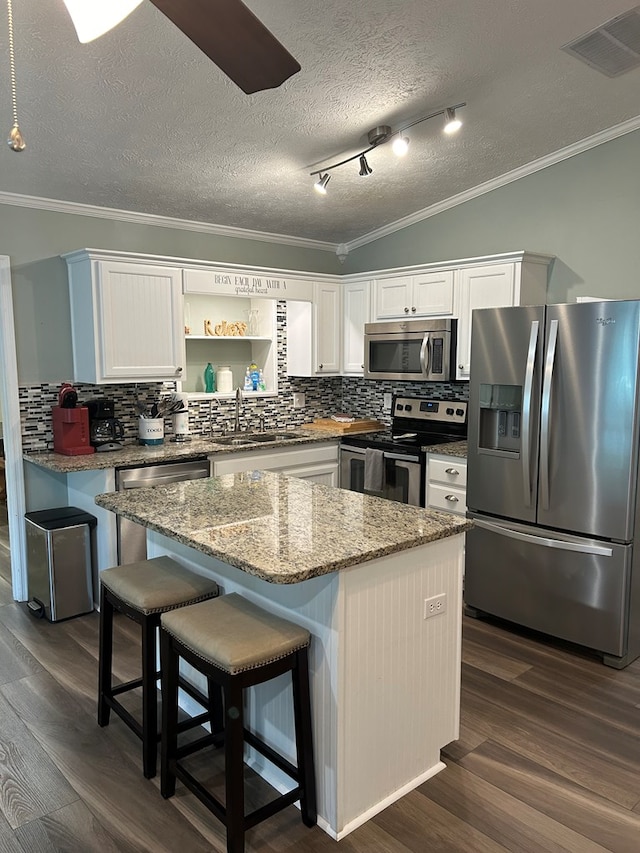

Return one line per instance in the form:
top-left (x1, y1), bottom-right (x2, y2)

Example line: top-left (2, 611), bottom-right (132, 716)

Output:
top-left (305, 418), bottom-right (382, 433)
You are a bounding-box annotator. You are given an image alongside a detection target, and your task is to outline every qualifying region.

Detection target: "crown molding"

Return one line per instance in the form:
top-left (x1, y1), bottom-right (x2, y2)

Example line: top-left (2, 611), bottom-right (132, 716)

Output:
top-left (0, 190), bottom-right (337, 254)
top-left (346, 115), bottom-right (640, 251)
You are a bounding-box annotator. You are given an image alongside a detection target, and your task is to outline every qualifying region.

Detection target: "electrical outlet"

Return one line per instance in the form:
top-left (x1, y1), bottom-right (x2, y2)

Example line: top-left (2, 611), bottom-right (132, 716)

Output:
top-left (383, 392), bottom-right (393, 411)
top-left (293, 392), bottom-right (306, 409)
top-left (424, 593), bottom-right (447, 619)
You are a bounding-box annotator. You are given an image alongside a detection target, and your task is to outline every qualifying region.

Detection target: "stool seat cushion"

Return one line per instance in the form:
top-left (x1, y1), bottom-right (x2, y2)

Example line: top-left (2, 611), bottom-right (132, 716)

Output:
top-left (100, 556), bottom-right (219, 615)
top-left (161, 593), bottom-right (310, 674)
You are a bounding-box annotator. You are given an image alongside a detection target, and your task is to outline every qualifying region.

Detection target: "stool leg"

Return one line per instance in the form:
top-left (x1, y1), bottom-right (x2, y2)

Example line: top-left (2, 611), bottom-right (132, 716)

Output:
top-left (160, 628), bottom-right (179, 799)
top-left (224, 681), bottom-right (245, 853)
top-left (207, 676), bottom-right (224, 738)
top-left (141, 616), bottom-right (158, 779)
top-left (292, 648), bottom-right (317, 827)
top-left (97, 585), bottom-right (113, 727)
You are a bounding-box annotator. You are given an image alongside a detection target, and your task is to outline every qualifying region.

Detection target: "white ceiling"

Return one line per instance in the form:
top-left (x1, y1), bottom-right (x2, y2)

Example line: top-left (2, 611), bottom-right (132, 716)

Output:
top-left (1, 0), bottom-right (639, 249)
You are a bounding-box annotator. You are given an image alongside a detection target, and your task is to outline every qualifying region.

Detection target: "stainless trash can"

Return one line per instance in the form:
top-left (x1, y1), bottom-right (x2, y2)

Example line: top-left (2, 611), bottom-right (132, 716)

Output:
top-left (25, 507), bottom-right (97, 621)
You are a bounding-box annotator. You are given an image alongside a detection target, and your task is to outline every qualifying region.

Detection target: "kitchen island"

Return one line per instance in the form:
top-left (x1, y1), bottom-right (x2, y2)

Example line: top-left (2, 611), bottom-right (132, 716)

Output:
top-left (95, 471), bottom-right (471, 839)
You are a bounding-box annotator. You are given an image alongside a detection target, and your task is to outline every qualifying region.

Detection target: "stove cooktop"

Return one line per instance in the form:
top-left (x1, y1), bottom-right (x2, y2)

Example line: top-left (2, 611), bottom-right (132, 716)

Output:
top-left (341, 396), bottom-right (467, 454)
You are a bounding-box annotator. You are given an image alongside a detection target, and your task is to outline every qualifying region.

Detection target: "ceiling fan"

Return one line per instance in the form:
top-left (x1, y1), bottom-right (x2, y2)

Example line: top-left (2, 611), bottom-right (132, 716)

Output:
top-left (63, 0), bottom-right (301, 95)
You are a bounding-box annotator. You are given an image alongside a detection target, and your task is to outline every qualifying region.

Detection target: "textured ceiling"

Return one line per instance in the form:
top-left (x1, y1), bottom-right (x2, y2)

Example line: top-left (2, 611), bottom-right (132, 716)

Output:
top-left (0, 0), bottom-right (638, 247)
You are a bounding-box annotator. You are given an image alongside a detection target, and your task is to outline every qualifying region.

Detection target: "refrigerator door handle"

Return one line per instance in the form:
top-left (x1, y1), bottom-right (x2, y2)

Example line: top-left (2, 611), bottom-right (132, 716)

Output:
top-left (540, 318), bottom-right (558, 511)
top-left (420, 334), bottom-right (430, 377)
top-left (521, 320), bottom-right (539, 507)
top-left (473, 518), bottom-right (614, 557)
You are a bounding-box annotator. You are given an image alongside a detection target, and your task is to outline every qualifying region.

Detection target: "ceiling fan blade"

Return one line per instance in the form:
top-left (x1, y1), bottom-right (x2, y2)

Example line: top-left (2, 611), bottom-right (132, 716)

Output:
top-left (148, 0), bottom-right (301, 94)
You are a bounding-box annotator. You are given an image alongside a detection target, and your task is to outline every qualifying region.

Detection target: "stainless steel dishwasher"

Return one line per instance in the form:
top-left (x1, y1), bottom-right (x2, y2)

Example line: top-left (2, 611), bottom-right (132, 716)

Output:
top-left (115, 458), bottom-right (210, 565)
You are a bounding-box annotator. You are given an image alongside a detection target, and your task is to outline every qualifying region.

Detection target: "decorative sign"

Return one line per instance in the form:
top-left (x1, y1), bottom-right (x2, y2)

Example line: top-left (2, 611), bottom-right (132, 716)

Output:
top-left (183, 268), bottom-right (314, 300)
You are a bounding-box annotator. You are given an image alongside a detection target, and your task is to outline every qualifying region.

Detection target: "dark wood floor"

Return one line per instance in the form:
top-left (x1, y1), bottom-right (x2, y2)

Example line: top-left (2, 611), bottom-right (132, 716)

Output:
top-left (0, 548), bottom-right (638, 852)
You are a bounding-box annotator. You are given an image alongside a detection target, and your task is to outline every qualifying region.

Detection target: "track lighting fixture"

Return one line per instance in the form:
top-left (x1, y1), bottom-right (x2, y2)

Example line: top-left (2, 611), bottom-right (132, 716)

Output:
top-left (358, 154), bottom-right (373, 176)
top-left (314, 173), bottom-right (331, 194)
top-left (443, 107), bottom-right (462, 135)
top-left (310, 103), bottom-right (465, 194)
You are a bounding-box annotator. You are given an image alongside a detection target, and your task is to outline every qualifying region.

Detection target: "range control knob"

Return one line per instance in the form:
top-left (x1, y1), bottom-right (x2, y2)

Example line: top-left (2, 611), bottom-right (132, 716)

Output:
top-left (456, 408), bottom-right (465, 417)
top-left (404, 404), bottom-right (412, 411)
top-left (446, 407), bottom-right (454, 415)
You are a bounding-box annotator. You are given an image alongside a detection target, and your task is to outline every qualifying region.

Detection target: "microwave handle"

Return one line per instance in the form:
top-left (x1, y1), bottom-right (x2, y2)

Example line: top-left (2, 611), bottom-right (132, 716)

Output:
top-left (420, 334), bottom-right (430, 377)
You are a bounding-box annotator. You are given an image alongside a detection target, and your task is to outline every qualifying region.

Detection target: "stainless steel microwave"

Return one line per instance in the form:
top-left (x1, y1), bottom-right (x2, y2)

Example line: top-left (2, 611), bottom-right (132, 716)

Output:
top-left (364, 318), bottom-right (457, 381)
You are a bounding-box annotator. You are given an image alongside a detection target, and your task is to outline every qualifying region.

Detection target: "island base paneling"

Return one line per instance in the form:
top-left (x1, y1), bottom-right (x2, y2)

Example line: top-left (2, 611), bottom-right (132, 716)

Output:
top-left (146, 529), bottom-right (464, 839)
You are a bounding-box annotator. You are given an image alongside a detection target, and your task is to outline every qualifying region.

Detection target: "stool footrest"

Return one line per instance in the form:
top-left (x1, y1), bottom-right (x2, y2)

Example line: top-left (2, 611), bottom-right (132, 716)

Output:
top-left (244, 729), bottom-right (299, 782)
top-left (104, 696), bottom-right (144, 739)
top-left (175, 731), bottom-right (221, 760)
top-left (178, 678), bottom-right (209, 709)
top-left (172, 760), bottom-right (301, 831)
top-left (111, 676), bottom-right (145, 696)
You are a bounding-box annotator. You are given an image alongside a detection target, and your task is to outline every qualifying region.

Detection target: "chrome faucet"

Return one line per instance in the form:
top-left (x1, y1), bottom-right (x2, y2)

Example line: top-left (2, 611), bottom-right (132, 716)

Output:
top-left (234, 387), bottom-right (243, 433)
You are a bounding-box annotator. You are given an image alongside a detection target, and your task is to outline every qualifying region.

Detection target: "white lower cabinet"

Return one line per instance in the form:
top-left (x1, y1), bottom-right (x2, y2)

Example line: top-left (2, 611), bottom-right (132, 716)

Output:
top-left (426, 454), bottom-right (467, 516)
top-left (210, 442), bottom-right (339, 485)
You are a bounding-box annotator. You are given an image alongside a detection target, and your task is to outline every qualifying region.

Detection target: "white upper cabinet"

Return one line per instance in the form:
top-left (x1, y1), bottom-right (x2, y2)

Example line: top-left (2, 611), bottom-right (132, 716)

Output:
top-left (65, 252), bottom-right (184, 384)
top-left (454, 258), bottom-right (549, 380)
top-left (287, 282), bottom-right (342, 376)
top-left (374, 271), bottom-right (454, 319)
top-left (342, 281), bottom-right (371, 374)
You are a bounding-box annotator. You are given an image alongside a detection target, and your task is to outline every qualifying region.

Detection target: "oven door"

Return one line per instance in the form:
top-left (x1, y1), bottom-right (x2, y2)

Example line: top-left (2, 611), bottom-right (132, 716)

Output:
top-left (340, 445), bottom-right (422, 506)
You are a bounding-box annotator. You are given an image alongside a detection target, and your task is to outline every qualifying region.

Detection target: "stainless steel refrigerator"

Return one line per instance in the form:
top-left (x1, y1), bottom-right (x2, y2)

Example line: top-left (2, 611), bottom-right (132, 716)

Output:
top-left (465, 300), bottom-right (640, 668)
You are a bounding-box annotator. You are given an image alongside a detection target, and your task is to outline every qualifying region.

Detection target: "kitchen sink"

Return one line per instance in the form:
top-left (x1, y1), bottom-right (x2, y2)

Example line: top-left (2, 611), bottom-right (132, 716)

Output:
top-left (249, 432), bottom-right (302, 442)
top-left (213, 432), bottom-right (303, 446)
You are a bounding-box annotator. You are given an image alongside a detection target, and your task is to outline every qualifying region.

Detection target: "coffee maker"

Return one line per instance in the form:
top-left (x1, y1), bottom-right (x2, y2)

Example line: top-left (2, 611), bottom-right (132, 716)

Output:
top-left (86, 399), bottom-right (125, 451)
top-left (52, 383), bottom-right (94, 456)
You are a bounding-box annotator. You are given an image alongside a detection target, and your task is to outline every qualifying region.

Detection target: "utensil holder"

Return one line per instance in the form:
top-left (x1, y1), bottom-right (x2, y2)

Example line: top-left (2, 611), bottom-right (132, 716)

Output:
top-left (139, 418), bottom-right (164, 446)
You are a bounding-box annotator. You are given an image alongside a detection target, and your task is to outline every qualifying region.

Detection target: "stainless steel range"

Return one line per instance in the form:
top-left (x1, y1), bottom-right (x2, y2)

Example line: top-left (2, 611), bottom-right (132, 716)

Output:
top-left (340, 395), bottom-right (467, 506)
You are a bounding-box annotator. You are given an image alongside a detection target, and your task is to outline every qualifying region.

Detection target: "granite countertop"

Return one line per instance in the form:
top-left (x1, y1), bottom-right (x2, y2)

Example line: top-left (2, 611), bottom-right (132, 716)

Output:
top-left (22, 426), bottom-right (353, 474)
top-left (95, 471), bottom-right (472, 584)
top-left (424, 440), bottom-right (468, 458)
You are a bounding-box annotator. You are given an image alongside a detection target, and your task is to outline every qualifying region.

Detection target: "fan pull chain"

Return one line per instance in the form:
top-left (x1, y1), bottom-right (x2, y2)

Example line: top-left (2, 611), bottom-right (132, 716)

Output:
top-left (6, 0), bottom-right (25, 151)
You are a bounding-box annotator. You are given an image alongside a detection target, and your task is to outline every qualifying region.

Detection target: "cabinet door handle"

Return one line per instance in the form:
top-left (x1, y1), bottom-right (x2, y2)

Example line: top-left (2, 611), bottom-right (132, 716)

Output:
top-left (445, 494), bottom-right (459, 503)
top-left (175, 366), bottom-right (183, 374)
top-left (361, 363), bottom-right (364, 369)
top-left (404, 307), bottom-right (409, 313)
top-left (318, 363), bottom-right (323, 369)
top-left (444, 467), bottom-right (459, 476)
top-left (411, 306), bottom-right (417, 313)
top-left (458, 364), bottom-right (464, 370)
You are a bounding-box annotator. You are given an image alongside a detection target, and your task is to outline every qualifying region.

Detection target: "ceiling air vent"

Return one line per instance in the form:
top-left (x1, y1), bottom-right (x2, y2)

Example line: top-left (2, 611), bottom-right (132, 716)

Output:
top-left (562, 5), bottom-right (640, 77)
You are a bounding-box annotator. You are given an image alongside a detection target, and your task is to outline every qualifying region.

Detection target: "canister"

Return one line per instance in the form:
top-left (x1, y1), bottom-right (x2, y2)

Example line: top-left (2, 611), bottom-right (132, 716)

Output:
top-left (217, 365), bottom-right (233, 394)
top-left (138, 417), bottom-right (164, 445)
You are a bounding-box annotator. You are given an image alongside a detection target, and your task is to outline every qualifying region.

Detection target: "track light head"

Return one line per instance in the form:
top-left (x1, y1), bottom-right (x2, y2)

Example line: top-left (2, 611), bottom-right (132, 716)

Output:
top-left (392, 135), bottom-right (410, 156)
top-left (443, 107), bottom-right (462, 134)
top-left (358, 154), bottom-right (373, 176)
top-left (314, 173), bottom-right (331, 194)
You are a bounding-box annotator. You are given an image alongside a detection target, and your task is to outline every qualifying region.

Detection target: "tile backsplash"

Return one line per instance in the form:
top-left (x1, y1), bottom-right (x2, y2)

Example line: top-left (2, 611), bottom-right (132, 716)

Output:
top-left (19, 301), bottom-right (469, 453)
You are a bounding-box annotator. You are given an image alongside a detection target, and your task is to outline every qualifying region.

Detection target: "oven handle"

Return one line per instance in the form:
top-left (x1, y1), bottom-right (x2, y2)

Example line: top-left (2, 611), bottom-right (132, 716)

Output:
top-left (341, 445), bottom-right (421, 464)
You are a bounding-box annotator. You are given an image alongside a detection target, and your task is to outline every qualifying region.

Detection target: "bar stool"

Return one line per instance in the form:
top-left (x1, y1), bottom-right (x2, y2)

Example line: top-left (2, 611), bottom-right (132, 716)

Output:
top-left (160, 593), bottom-right (317, 853)
top-left (98, 555), bottom-right (220, 779)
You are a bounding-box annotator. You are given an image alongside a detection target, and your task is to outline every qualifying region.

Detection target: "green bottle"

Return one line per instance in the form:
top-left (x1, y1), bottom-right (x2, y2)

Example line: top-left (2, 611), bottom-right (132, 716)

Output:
top-left (204, 362), bottom-right (215, 393)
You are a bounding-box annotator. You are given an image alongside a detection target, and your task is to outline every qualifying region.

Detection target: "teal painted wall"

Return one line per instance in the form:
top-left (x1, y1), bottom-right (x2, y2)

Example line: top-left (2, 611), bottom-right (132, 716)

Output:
top-left (0, 205), bottom-right (340, 383)
top-left (5, 127), bottom-right (640, 382)
top-left (342, 129), bottom-right (640, 304)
